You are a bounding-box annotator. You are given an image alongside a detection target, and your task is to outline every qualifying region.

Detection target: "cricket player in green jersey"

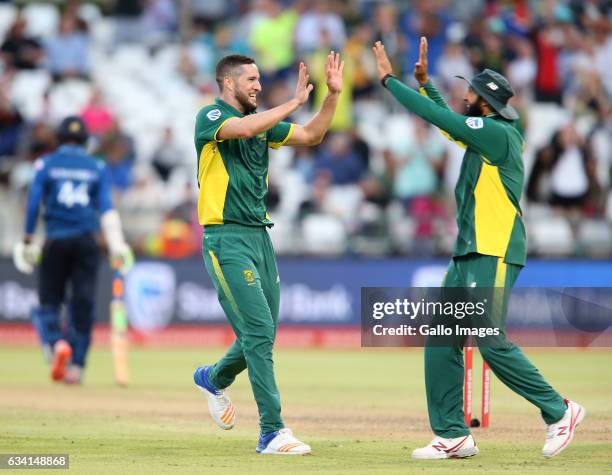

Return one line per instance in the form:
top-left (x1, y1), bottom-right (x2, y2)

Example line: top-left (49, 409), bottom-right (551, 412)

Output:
top-left (373, 38), bottom-right (585, 460)
top-left (192, 52), bottom-right (344, 455)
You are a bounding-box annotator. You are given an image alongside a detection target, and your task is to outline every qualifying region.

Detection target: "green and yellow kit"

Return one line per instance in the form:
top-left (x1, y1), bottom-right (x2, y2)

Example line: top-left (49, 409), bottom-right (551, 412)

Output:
top-left (195, 98), bottom-right (293, 227)
top-left (387, 77), bottom-right (527, 266)
top-left (384, 77), bottom-right (566, 438)
top-left (194, 98), bottom-right (294, 434)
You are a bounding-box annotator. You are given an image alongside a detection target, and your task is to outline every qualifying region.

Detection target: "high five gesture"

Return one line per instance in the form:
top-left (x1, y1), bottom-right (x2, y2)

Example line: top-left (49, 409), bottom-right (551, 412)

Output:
top-left (325, 51), bottom-right (344, 94)
top-left (294, 62), bottom-right (314, 106)
top-left (414, 36), bottom-right (429, 86)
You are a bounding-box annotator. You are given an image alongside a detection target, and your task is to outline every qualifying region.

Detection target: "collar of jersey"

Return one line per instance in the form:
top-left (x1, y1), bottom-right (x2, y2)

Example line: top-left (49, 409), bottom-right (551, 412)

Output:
top-left (58, 144), bottom-right (86, 154)
top-left (215, 98), bottom-right (254, 117)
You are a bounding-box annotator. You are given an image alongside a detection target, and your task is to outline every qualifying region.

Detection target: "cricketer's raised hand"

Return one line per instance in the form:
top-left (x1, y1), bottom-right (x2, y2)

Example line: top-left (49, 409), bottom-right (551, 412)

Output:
top-left (294, 62), bottom-right (314, 106)
top-left (414, 36), bottom-right (429, 85)
top-left (326, 51), bottom-right (344, 94)
top-left (372, 41), bottom-right (394, 80)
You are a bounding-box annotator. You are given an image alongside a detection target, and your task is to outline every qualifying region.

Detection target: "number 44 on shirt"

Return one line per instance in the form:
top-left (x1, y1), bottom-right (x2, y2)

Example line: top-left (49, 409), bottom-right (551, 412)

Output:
top-left (57, 181), bottom-right (90, 208)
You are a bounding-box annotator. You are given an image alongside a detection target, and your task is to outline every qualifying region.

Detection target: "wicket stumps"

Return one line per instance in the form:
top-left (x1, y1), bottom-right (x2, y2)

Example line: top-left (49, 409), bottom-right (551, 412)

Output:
top-left (464, 346), bottom-right (491, 428)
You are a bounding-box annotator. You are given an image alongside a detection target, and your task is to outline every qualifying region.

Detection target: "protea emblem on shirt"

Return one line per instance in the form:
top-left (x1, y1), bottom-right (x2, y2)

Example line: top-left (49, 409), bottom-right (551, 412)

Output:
top-left (243, 269), bottom-right (255, 284)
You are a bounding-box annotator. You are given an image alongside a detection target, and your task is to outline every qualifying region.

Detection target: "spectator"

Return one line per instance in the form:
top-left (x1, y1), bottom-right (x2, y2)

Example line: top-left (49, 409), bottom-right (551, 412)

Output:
top-left (190, 0), bottom-right (233, 24)
top-left (294, 0), bottom-right (346, 55)
top-left (360, 149), bottom-right (395, 209)
top-left (479, 23), bottom-right (508, 72)
top-left (142, 0), bottom-right (177, 47)
top-left (436, 24), bottom-right (473, 90)
top-left (214, 24), bottom-right (252, 64)
top-left (149, 183), bottom-right (201, 259)
top-left (392, 119), bottom-right (445, 203)
top-left (112, 0), bottom-right (144, 45)
top-left (532, 4), bottom-right (571, 103)
top-left (81, 87), bottom-right (115, 136)
top-left (21, 121), bottom-right (57, 162)
top-left (151, 126), bottom-right (186, 182)
top-left (586, 102), bottom-right (612, 203)
top-left (309, 30), bottom-right (353, 132)
top-left (372, 3), bottom-right (401, 61)
top-left (0, 93), bottom-right (25, 159)
top-left (46, 15), bottom-right (90, 81)
top-left (313, 133), bottom-right (366, 186)
top-left (249, 0), bottom-right (298, 81)
top-left (94, 121), bottom-right (136, 192)
top-left (400, 0), bottom-right (451, 79)
top-left (0, 15), bottom-right (44, 71)
top-left (344, 24), bottom-right (378, 98)
top-left (292, 146), bottom-right (316, 183)
top-left (188, 19), bottom-right (217, 79)
top-left (527, 124), bottom-right (596, 213)
top-left (506, 36), bottom-right (537, 94)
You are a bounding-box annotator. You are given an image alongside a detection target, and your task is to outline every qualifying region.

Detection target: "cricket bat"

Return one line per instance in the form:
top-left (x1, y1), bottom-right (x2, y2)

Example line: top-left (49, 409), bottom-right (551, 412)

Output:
top-left (111, 259), bottom-right (129, 386)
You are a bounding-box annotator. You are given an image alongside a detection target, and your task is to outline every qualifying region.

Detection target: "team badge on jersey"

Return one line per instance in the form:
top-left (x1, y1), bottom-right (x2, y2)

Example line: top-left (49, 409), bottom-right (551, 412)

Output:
top-left (207, 109), bottom-right (222, 121)
top-left (243, 269), bottom-right (255, 284)
top-left (465, 117), bottom-right (484, 129)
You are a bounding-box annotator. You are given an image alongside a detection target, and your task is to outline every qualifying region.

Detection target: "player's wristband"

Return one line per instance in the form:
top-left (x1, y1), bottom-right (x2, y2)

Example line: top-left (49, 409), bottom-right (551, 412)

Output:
top-left (381, 74), bottom-right (396, 88)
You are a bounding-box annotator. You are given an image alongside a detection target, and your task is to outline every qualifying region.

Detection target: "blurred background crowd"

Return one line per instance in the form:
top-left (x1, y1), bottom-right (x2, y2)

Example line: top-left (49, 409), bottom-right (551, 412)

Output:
top-left (0, 0), bottom-right (610, 259)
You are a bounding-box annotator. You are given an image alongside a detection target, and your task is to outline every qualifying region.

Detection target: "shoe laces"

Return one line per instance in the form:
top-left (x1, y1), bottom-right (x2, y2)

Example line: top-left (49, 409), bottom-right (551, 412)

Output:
top-left (277, 428), bottom-right (296, 441)
top-left (429, 437), bottom-right (443, 446)
top-left (214, 389), bottom-right (230, 407)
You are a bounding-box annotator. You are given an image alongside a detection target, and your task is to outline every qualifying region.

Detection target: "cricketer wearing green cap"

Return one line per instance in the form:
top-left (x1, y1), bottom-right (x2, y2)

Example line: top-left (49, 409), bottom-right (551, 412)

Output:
top-left (192, 52), bottom-right (344, 455)
top-left (373, 38), bottom-right (584, 459)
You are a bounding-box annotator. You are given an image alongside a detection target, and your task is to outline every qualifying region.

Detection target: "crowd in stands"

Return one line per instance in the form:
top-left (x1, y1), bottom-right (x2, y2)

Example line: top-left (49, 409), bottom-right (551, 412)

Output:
top-left (0, 0), bottom-right (610, 258)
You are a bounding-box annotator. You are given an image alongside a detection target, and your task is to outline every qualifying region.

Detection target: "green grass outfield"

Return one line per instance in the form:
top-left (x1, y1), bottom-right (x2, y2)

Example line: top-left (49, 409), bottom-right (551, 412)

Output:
top-left (1, 347), bottom-right (611, 474)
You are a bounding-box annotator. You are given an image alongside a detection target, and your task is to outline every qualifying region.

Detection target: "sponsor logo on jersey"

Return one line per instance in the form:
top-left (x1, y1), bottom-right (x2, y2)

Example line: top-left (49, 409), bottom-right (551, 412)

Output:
top-left (207, 109), bottom-right (222, 121)
top-left (465, 117), bottom-right (484, 129)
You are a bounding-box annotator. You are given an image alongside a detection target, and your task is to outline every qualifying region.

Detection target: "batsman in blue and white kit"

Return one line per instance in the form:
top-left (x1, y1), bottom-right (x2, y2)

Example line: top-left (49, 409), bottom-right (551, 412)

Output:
top-left (13, 116), bottom-right (132, 384)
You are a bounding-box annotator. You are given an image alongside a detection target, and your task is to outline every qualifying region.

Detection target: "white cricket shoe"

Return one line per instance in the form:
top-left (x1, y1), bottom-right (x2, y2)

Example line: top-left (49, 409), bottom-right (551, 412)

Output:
top-left (256, 428), bottom-right (311, 455)
top-left (542, 400), bottom-right (585, 458)
top-left (412, 434), bottom-right (479, 460)
top-left (193, 366), bottom-right (235, 430)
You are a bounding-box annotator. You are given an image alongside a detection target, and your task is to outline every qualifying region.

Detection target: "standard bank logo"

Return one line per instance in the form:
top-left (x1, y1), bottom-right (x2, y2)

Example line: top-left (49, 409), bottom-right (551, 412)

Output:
top-left (126, 262), bottom-right (176, 331)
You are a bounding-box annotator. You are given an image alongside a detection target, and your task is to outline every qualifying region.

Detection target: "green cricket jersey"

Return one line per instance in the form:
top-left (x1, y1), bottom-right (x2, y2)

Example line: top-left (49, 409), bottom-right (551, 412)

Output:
top-left (385, 77), bottom-right (527, 266)
top-left (194, 98), bottom-right (294, 226)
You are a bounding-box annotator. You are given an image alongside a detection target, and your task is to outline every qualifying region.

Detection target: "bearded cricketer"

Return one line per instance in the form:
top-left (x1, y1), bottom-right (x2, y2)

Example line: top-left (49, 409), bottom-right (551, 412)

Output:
top-left (192, 53), bottom-right (344, 455)
top-left (372, 38), bottom-right (584, 460)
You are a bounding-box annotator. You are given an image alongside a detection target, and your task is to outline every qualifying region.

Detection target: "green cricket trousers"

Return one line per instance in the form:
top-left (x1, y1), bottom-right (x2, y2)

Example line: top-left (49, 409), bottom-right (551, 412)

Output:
top-left (202, 224), bottom-right (283, 434)
top-left (425, 253), bottom-right (567, 438)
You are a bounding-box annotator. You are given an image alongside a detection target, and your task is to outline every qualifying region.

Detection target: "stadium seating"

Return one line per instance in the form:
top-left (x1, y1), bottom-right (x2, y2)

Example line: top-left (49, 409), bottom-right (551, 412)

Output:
top-left (23, 3), bottom-right (59, 39)
top-left (301, 214), bottom-right (348, 255)
top-left (0, 3), bottom-right (16, 39)
top-left (527, 215), bottom-right (574, 256)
